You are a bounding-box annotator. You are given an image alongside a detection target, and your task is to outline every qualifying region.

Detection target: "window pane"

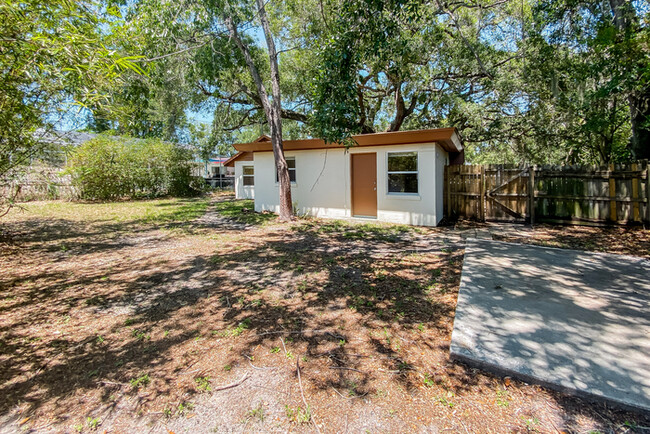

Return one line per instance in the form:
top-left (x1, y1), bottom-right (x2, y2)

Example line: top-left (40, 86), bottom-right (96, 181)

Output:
top-left (243, 166), bottom-right (254, 175)
top-left (276, 159), bottom-right (296, 183)
top-left (243, 175), bottom-right (254, 186)
top-left (388, 173), bottom-right (418, 193)
top-left (388, 152), bottom-right (417, 172)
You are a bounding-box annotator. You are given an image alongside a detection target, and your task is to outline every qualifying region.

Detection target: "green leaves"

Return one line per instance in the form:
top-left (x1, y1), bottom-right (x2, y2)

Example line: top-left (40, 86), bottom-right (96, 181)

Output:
top-left (66, 135), bottom-right (201, 200)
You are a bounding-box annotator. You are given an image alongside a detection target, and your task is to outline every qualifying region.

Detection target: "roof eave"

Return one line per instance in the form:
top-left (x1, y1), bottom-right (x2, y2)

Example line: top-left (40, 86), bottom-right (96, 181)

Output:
top-left (232, 128), bottom-right (464, 153)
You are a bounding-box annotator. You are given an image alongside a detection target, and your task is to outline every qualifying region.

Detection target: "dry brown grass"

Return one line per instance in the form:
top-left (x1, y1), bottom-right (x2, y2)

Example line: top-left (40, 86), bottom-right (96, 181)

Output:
top-left (0, 195), bottom-right (647, 433)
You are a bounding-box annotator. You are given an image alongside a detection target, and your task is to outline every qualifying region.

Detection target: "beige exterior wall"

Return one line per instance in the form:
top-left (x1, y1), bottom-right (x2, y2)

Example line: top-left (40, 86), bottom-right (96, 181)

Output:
top-left (252, 142), bottom-right (449, 226)
top-left (234, 161), bottom-right (255, 199)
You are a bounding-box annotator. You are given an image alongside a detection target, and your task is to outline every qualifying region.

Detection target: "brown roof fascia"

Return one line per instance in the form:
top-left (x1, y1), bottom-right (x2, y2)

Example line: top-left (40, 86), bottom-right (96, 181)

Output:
top-left (223, 151), bottom-right (254, 167)
top-left (233, 128), bottom-right (463, 154)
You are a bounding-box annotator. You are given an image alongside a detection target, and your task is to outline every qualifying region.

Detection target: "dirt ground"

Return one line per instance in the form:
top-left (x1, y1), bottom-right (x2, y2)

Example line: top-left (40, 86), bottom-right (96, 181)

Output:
top-left (1, 193), bottom-right (648, 433)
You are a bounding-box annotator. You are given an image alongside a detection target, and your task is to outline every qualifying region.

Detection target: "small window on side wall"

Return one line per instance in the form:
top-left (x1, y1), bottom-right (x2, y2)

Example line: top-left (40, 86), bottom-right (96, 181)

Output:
top-left (275, 157), bottom-right (296, 183)
top-left (387, 152), bottom-right (418, 194)
top-left (242, 166), bottom-right (254, 186)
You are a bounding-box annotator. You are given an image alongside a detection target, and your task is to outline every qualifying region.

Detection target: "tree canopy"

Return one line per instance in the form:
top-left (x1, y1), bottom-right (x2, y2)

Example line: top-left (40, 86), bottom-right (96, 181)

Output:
top-left (3, 0), bottom-right (649, 170)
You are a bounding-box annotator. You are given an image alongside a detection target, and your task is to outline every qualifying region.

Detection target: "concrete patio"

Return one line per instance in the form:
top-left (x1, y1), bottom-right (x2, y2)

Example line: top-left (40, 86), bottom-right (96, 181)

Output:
top-left (451, 239), bottom-right (650, 413)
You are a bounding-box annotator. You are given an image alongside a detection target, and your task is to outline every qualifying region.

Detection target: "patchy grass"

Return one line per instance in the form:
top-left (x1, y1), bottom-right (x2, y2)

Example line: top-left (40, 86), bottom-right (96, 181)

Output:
top-left (291, 219), bottom-right (418, 242)
top-left (5, 197), bottom-right (210, 226)
top-left (211, 199), bottom-right (276, 226)
top-left (0, 196), bottom-right (647, 433)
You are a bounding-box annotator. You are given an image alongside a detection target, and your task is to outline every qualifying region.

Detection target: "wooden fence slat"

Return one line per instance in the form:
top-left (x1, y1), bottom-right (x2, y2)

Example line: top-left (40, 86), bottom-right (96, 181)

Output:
top-left (529, 166), bottom-right (535, 225)
top-left (478, 166), bottom-right (485, 221)
top-left (444, 161), bottom-right (648, 226)
top-left (609, 164), bottom-right (617, 222)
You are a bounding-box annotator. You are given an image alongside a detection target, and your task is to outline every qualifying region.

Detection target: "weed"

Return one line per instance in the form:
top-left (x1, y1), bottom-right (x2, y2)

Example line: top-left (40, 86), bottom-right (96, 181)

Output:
top-left (296, 280), bottom-right (308, 292)
top-left (496, 389), bottom-right (510, 408)
top-left (177, 401), bottom-right (194, 416)
top-left (163, 407), bottom-right (172, 418)
top-left (95, 335), bottom-right (104, 344)
top-left (423, 373), bottom-right (435, 387)
top-left (130, 373), bottom-right (150, 389)
top-left (195, 376), bottom-right (211, 392)
top-left (74, 423), bottom-right (84, 432)
top-left (285, 351), bottom-right (294, 359)
top-left (245, 402), bottom-right (265, 422)
top-left (346, 380), bottom-right (359, 396)
top-left (123, 318), bottom-right (136, 326)
top-left (383, 327), bottom-right (392, 345)
top-left (223, 364), bottom-right (232, 371)
top-left (285, 405), bottom-right (294, 420)
top-left (438, 396), bottom-right (455, 408)
top-left (521, 416), bottom-right (540, 432)
top-left (338, 339), bottom-right (346, 347)
top-left (163, 330), bottom-right (169, 338)
top-left (270, 346), bottom-right (280, 354)
top-left (230, 319), bottom-right (251, 337)
top-left (131, 329), bottom-right (151, 341)
top-left (86, 417), bottom-right (101, 431)
top-left (286, 405), bottom-right (311, 424)
top-left (417, 323), bottom-right (425, 332)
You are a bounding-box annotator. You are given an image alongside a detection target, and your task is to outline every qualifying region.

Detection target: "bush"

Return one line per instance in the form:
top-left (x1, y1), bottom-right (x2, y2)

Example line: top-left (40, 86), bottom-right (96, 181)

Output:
top-left (67, 136), bottom-right (203, 200)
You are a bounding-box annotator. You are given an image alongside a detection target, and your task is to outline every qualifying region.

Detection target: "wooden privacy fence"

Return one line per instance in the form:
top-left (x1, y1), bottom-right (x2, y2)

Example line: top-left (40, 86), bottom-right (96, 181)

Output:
top-left (444, 161), bottom-right (649, 225)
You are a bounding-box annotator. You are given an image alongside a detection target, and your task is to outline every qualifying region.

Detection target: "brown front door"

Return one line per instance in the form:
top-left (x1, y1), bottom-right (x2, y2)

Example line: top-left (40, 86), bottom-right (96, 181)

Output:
top-left (351, 153), bottom-right (377, 217)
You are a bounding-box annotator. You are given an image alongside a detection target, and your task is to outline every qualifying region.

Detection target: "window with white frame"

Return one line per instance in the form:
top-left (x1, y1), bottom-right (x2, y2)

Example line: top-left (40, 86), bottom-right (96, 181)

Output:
top-left (275, 157), bottom-right (296, 183)
top-left (387, 152), bottom-right (418, 194)
top-left (242, 165), bottom-right (254, 186)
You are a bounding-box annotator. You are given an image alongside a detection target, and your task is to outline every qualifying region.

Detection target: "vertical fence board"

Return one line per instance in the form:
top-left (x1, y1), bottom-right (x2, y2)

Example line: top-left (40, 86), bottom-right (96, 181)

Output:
top-left (444, 161), bottom-right (648, 225)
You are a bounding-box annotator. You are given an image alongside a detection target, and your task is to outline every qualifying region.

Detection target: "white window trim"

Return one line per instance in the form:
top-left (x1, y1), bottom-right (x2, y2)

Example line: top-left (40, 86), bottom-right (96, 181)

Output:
top-left (275, 156), bottom-right (297, 185)
top-left (386, 151), bottom-right (419, 196)
top-left (242, 165), bottom-right (254, 187)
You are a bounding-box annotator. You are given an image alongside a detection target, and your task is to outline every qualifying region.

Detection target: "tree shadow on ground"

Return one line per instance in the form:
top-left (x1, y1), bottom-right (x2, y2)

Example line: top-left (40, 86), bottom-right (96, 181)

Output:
top-left (1, 204), bottom-right (647, 432)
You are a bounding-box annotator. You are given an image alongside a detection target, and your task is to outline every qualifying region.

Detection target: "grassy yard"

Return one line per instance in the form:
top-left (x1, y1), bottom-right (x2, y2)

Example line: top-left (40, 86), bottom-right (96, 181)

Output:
top-left (0, 195), bottom-right (648, 433)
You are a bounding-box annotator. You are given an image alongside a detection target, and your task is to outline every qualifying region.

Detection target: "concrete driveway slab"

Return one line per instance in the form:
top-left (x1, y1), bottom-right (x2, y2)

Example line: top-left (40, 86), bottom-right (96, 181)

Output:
top-left (451, 239), bottom-right (650, 413)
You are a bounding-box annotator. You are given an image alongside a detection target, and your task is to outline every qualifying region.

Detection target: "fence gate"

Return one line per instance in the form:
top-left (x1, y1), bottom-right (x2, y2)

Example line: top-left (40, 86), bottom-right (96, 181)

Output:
top-left (445, 165), bottom-right (531, 222)
top-left (444, 162), bottom-right (650, 225)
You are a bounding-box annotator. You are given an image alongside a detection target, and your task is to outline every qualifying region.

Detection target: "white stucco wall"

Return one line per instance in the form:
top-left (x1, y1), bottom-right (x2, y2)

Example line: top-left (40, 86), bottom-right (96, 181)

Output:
top-left (435, 145), bottom-right (448, 222)
top-left (234, 161), bottom-right (255, 199)
top-left (252, 142), bottom-right (449, 226)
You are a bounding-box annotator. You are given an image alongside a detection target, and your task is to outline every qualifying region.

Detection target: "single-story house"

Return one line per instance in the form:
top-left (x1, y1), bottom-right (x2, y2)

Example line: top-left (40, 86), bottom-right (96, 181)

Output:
top-left (193, 156), bottom-right (235, 178)
top-left (224, 128), bottom-right (463, 226)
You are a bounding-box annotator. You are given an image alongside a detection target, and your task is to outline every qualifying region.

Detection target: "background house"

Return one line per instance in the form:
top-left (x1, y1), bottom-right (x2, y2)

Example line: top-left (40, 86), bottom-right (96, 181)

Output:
top-left (225, 128), bottom-right (463, 226)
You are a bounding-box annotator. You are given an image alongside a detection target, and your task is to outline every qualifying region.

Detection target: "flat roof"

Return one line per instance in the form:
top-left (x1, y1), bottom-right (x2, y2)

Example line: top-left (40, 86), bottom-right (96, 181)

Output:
top-left (232, 128), bottom-right (463, 154)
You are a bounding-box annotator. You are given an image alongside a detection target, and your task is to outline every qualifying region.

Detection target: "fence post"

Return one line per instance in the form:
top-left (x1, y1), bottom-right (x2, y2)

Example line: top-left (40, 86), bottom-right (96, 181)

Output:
top-left (632, 163), bottom-right (640, 222)
top-left (608, 164), bottom-right (617, 222)
top-left (529, 165), bottom-right (535, 225)
top-left (646, 161), bottom-right (650, 225)
top-left (478, 164), bottom-right (485, 222)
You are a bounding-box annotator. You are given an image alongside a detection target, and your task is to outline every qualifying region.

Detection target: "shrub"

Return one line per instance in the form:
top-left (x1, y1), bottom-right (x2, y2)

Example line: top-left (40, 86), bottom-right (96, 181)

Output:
top-left (67, 136), bottom-right (203, 200)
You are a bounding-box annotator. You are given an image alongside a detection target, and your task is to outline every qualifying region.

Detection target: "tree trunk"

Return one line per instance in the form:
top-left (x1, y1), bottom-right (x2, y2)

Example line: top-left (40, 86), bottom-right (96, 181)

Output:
top-left (256, 0), bottom-right (293, 220)
top-left (628, 91), bottom-right (650, 160)
top-left (223, 4), bottom-right (294, 220)
top-left (609, 0), bottom-right (650, 160)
